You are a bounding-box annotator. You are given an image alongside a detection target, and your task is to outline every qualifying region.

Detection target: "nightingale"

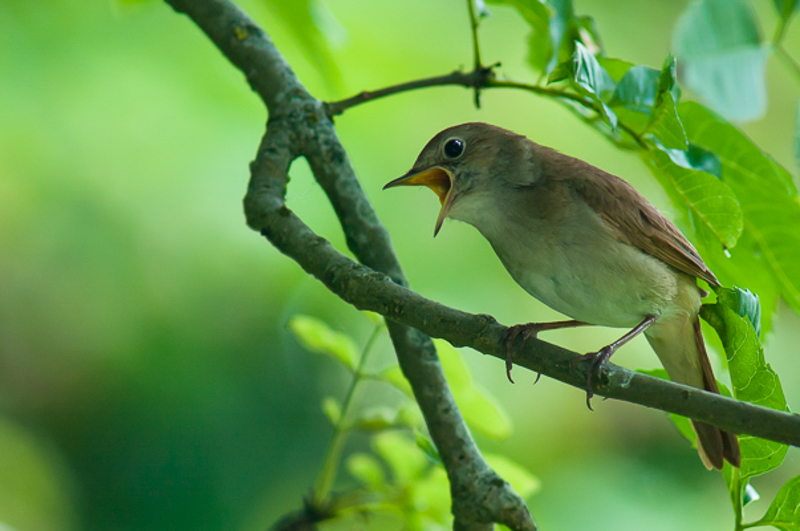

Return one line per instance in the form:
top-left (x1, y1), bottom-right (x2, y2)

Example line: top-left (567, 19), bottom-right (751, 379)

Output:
top-left (384, 122), bottom-right (740, 470)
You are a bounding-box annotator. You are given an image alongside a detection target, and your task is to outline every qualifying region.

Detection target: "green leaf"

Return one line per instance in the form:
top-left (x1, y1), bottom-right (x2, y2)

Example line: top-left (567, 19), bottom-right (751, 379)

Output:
top-left (681, 102), bottom-right (800, 313)
top-left (700, 302), bottom-right (789, 479)
top-left (352, 407), bottom-right (397, 432)
top-left (597, 58), bottom-right (635, 82)
top-left (716, 286), bottom-right (762, 337)
top-left (259, 0), bottom-right (343, 87)
top-left (487, 0), bottom-right (582, 74)
top-left (609, 65), bottom-right (661, 113)
top-left (415, 431), bottom-right (442, 465)
top-left (485, 454), bottom-right (541, 499)
top-left (346, 453), bottom-right (386, 487)
top-left (773, 0), bottom-right (799, 22)
top-left (435, 340), bottom-right (512, 440)
top-left (321, 396), bottom-right (342, 425)
top-left (288, 314), bottom-right (358, 370)
top-left (643, 56), bottom-right (688, 150)
top-left (549, 41), bottom-right (617, 128)
top-left (753, 475), bottom-right (800, 529)
top-left (672, 0), bottom-right (767, 122)
top-left (642, 143), bottom-right (742, 249)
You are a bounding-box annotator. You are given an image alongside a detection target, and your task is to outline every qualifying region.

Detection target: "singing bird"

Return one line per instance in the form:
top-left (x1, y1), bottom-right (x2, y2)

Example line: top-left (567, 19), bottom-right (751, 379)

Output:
top-left (384, 122), bottom-right (740, 469)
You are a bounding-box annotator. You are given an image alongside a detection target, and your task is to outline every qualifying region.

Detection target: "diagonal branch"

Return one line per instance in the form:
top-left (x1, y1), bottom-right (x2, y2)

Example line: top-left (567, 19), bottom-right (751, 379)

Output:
top-left (164, 0), bottom-right (536, 529)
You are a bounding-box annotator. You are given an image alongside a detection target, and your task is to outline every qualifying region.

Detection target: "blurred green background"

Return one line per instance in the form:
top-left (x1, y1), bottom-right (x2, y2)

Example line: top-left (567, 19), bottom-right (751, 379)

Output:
top-left (1, 0), bottom-right (799, 529)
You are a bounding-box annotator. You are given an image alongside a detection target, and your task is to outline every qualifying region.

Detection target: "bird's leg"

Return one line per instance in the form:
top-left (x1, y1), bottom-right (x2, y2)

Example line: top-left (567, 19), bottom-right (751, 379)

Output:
top-left (574, 315), bottom-right (657, 409)
top-left (503, 320), bottom-right (590, 383)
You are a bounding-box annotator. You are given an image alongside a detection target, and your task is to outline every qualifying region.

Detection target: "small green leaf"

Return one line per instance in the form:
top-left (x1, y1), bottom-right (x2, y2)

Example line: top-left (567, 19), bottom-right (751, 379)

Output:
top-left (321, 396), bottom-right (341, 426)
top-left (716, 286), bottom-right (761, 337)
top-left (645, 92), bottom-right (688, 150)
top-left (435, 340), bottom-right (513, 440)
top-left (610, 65), bottom-right (661, 113)
top-left (597, 58), bottom-right (635, 82)
top-left (672, 0), bottom-right (767, 122)
top-left (743, 482), bottom-right (761, 506)
top-left (352, 407), bottom-right (397, 432)
top-left (485, 454), bottom-right (541, 499)
top-left (415, 431), bottom-right (442, 465)
top-left (549, 41), bottom-right (618, 128)
top-left (346, 453), bottom-right (386, 487)
top-left (700, 302), bottom-right (789, 479)
top-left (642, 143), bottom-right (741, 249)
top-left (753, 475), bottom-right (800, 529)
top-left (288, 315), bottom-right (358, 370)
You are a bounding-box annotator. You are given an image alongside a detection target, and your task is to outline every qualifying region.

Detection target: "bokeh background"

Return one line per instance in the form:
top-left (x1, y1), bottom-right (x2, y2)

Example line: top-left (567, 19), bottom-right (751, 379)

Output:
top-left (1, 0), bottom-right (799, 529)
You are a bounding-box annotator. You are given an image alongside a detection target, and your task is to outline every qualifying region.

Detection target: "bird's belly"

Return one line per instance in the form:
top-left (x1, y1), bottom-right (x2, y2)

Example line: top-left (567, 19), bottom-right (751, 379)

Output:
top-left (493, 238), bottom-right (677, 328)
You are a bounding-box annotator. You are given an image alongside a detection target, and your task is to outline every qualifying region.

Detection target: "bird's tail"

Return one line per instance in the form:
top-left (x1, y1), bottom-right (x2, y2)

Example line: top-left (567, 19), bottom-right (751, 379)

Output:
top-left (645, 317), bottom-right (741, 469)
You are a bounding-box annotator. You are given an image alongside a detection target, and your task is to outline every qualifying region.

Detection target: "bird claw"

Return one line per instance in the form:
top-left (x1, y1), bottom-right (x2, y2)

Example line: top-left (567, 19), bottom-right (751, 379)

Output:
top-left (572, 346), bottom-right (613, 410)
top-left (502, 323), bottom-right (544, 384)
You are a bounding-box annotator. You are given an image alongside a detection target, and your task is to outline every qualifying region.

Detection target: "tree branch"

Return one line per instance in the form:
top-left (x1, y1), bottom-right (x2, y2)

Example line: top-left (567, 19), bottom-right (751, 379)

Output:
top-left (164, 0), bottom-right (536, 529)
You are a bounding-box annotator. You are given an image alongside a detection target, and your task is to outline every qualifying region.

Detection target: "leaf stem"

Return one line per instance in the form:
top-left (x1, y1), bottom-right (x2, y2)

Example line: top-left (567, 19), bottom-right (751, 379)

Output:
top-left (313, 322), bottom-right (384, 504)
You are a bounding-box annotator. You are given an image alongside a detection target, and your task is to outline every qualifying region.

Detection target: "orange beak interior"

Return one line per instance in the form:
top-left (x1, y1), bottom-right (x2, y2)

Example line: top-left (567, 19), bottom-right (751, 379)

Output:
top-left (383, 167), bottom-right (452, 206)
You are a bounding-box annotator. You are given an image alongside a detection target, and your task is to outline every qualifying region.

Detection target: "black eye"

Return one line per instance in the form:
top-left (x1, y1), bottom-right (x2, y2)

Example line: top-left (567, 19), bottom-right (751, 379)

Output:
top-left (443, 138), bottom-right (464, 159)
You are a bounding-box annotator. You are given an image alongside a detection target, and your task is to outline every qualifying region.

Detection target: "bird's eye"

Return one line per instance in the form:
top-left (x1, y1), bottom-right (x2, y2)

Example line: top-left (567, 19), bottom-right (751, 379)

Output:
top-left (443, 138), bottom-right (465, 159)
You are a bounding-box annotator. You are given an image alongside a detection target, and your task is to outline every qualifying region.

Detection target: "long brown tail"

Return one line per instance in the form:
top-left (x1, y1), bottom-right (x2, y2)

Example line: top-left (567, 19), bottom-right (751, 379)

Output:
top-left (645, 316), bottom-right (740, 469)
top-left (691, 318), bottom-right (741, 469)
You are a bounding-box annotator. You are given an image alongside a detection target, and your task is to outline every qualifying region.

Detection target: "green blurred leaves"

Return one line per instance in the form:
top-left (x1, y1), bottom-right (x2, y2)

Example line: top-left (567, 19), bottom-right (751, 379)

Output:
top-left (673, 0), bottom-right (767, 122)
top-left (259, 0), bottom-right (342, 86)
top-left (288, 314), bottom-right (358, 370)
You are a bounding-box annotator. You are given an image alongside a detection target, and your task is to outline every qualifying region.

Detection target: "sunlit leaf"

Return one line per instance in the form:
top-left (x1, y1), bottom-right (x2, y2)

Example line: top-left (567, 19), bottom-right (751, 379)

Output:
top-left (435, 340), bottom-right (512, 440)
top-left (346, 453), bottom-right (386, 487)
top-left (321, 396), bottom-right (341, 426)
top-left (700, 302), bottom-right (788, 479)
top-left (753, 475), bottom-right (800, 529)
top-left (642, 144), bottom-right (741, 249)
top-left (598, 57), bottom-right (634, 82)
top-left (681, 102), bottom-right (800, 313)
top-left (672, 0), bottom-right (767, 122)
top-left (288, 314), bottom-right (358, 370)
top-left (485, 453), bottom-right (541, 499)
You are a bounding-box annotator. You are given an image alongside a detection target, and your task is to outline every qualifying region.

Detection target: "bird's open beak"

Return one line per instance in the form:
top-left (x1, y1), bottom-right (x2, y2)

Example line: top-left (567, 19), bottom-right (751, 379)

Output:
top-left (383, 166), bottom-right (455, 237)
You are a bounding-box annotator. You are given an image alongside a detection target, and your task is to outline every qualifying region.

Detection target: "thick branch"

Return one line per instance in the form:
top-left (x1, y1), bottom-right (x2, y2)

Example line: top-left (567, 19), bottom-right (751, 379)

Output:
top-left (258, 211), bottom-right (800, 446)
top-left (164, 0), bottom-right (535, 529)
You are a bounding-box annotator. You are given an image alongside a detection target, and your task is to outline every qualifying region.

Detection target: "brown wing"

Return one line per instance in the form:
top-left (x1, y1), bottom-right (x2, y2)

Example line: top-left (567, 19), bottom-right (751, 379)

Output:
top-left (544, 149), bottom-right (720, 287)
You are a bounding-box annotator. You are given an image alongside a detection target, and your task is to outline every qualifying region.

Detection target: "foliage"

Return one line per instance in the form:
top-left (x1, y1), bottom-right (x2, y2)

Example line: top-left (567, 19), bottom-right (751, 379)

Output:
top-left (287, 313), bottom-right (537, 529)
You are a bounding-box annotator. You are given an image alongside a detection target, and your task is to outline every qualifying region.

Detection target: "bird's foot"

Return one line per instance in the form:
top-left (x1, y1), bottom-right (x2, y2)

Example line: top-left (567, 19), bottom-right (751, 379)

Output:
top-left (502, 323), bottom-right (545, 384)
top-left (572, 345), bottom-right (614, 410)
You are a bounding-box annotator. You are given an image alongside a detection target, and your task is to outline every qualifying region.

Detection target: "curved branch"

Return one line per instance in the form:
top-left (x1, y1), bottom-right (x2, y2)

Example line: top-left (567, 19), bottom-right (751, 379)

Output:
top-left (164, 0), bottom-right (536, 529)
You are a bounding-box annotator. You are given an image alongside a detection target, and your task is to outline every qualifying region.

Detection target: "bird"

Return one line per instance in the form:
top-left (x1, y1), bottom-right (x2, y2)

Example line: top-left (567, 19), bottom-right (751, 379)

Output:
top-left (383, 122), bottom-right (740, 470)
